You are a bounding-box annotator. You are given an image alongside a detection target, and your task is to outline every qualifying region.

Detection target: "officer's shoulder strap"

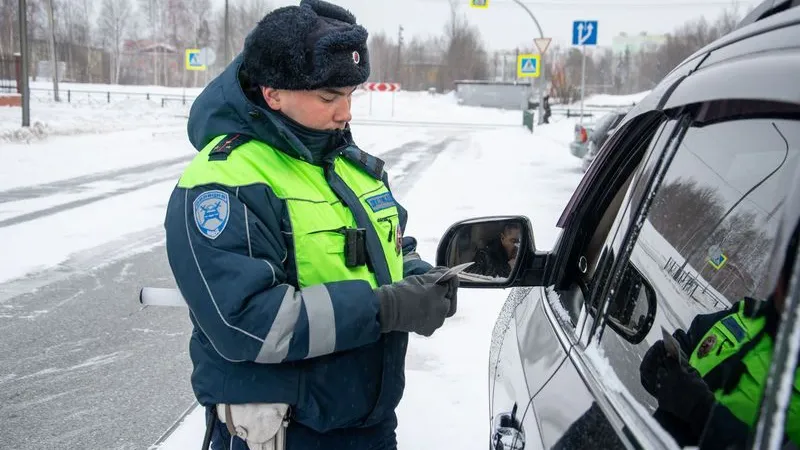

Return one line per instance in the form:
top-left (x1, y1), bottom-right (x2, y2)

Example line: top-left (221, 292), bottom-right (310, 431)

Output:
top-left (340, 146), bottom-right (386, 181)
top-left (208, 134), bottom-right (254, 161)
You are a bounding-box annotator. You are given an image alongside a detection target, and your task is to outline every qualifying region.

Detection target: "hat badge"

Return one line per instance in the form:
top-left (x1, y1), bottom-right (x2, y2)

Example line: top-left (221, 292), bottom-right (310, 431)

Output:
top-left (352, 51), bottom-right (360, 65)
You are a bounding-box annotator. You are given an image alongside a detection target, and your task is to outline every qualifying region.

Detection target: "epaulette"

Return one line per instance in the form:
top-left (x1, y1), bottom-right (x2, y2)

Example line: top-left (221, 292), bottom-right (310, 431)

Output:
top-left (208, 134), bottom-right (253, 161)
top-left (341, 146), bottom-right (386, 180)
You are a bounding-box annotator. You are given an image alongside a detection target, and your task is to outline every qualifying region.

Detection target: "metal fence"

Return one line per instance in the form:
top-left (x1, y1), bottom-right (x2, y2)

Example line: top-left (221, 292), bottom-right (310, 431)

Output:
top-left (549, 105), bottom-right (625, 119)
top-left (27, 87), bottom-right (197, 107)
top-left (0, 55), bottom-right (18, 93)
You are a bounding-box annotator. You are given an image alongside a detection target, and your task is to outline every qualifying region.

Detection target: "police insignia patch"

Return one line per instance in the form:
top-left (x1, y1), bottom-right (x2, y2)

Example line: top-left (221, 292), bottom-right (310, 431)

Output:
top-left (696, 334), bottom-right (718, 358)
top-left (193, 190), bottom-right (230, 239)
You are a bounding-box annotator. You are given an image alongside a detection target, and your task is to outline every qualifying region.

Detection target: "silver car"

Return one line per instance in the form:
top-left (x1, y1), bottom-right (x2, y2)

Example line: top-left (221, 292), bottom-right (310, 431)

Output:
top-left (436, 2), bottom-right (800, 448)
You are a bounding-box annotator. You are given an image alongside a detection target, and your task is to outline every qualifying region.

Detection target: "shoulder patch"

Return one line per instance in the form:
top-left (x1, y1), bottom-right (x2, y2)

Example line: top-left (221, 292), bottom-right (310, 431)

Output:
top-left (193, 190), bottom-right (230, 239)
top-left (209, 134), bottom-right (252, 161)
top-left (365, 191), bottom-right (396, 212)
top-left (341, 146), bottom-right (385, 180)
top-left (696, 334), bottom-right (718, 358)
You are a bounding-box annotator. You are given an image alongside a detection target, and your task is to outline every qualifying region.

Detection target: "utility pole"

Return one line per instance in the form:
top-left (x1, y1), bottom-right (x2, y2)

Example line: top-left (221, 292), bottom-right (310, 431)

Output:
top-left (395, 25), bottom-right (404, 83)
top-left (18, 0), bottom-right (30, 126)
top-left (46, 0), bottom-right (59, 101)
top-left (224, 0), bottom-right (230, 64)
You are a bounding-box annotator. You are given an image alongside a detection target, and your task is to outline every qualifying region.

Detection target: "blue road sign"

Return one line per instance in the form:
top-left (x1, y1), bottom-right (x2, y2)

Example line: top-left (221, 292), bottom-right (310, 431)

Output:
top-left (516, 54), bottom-right (540, 78)
top-left (572, 20), bottom-right (598, 46)
top-left (185, 48), bottom-right (206, 71)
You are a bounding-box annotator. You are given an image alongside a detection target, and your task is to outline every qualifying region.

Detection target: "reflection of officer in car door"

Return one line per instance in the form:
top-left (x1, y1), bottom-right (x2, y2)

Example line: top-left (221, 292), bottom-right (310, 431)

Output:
top-left (465, 222), bottom-right (521, 278)
top-left (640, 219), bottom-right (800, 449)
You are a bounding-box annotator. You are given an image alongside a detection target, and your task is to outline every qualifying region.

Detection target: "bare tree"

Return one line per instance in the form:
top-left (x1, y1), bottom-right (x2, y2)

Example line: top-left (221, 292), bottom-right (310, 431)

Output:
top-left (0, 0), bottom-right (17, 56)
top-left (46, 0), bottom-right (59, 99)
top-left (75, 0), bottom-right (95, 82)
top-left (98, 0), bottom-right (133, 84)
top-left (438, 0), bottom-right (489, 91)
top-left (211, 0), bottom-right (270, 71)
top-left (367, 32), bottom-right (395, 82)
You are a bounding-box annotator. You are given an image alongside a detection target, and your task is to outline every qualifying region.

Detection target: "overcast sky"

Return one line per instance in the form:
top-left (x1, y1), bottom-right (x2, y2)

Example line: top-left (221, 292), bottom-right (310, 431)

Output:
top-left (211, 0), bottom-right (760, 51)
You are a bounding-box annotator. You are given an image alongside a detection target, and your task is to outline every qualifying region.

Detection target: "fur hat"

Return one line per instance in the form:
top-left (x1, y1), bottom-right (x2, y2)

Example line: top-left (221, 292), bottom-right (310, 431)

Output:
top-left (242, 0), bottom-right (370, 90)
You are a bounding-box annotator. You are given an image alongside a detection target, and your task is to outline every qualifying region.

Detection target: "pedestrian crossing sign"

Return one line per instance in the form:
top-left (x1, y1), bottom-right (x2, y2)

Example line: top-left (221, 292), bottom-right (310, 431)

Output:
top-left (517, 54), bottom-right (540, 78)
top-left (185, 48), bottom-right (206, 71)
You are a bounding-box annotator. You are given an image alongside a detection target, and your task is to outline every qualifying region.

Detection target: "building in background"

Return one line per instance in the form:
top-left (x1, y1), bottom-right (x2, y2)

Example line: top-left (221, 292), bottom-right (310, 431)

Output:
top-left (454, 80), bottom-right (537, 110)
top-left (611, 32), bottom-right (666, 55)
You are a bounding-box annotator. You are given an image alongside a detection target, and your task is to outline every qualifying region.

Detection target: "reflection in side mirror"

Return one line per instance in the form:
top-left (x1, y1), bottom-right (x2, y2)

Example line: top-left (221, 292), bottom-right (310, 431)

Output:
top-left (605, 262), bottom-right (657, 344)
top-left (436, 216), bottom-right (544, 288)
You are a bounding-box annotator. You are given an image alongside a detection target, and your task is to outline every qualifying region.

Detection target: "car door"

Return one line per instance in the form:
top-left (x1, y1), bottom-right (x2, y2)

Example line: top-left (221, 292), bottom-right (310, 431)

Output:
top-left (530, 111), bottom-right (679, 449)
top-left (488, 109), bottom-right (674, 450)
top-left (585, 98), bottom-right (800, 448)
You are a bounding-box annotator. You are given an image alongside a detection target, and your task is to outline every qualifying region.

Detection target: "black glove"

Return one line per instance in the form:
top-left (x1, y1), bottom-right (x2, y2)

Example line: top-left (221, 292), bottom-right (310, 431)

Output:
top-left (673, 328), bottom-right (693, 356)
top-left (640, 340), bottom-right (667, 397)
top-left (375, 267), bottom-right (459, 337)
top-left (654, 357), bottom-right (715, 436)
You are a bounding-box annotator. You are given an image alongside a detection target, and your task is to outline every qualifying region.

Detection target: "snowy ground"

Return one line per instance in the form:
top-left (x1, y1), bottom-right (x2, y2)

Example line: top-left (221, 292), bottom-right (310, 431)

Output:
top-left (0, 84), bottom-right (585, 449)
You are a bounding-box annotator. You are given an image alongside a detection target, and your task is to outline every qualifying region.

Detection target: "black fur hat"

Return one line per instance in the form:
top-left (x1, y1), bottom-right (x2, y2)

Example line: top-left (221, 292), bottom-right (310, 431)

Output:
top-left (242, 0), bottom-right (370, 90)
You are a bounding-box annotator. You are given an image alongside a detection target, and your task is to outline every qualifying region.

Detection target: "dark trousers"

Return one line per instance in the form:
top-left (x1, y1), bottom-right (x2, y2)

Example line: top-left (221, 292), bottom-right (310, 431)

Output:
top-left (206, 407), bottom-right (398, 450)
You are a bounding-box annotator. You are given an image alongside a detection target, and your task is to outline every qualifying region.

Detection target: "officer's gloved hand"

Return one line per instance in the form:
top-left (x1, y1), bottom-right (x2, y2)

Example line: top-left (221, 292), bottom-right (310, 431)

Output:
top-left (673, 328), bottom-right (693, 356)
top-left (654, 357), bottom-right (715, 435)
top-left (640, 340), bottom-right (667, 397)
top-left (376, 267), bottom-right (459, 337)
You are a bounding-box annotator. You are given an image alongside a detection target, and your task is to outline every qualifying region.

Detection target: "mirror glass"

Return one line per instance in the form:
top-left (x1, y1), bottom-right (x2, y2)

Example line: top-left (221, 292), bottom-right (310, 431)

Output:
top-left (443, 218), bottom-right (525, 283)
top-left (606, 263), bottom-right (656, 343)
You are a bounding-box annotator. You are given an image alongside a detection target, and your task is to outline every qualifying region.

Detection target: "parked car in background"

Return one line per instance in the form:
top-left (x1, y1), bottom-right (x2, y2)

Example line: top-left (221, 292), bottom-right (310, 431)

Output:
top-left (568, 120), bottom-right (594, 159)
top-left (569, 107), bottom-right (629, 160)
top-left (581, 106), bottom-right (632, 172)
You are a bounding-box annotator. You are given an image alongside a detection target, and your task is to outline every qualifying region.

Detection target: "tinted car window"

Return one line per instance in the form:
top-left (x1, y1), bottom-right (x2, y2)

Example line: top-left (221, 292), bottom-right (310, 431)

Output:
top-left (553, 115), bottom-right (670, 328)
top-left (597, 104), bottom-right (799, 446)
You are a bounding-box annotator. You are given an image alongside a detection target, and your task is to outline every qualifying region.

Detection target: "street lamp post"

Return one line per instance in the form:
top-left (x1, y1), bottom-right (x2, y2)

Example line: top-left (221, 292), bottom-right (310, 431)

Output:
top-left (509, 0), bottom-right (546, 112)
top-left (510, 0), bottom-right (543, 39)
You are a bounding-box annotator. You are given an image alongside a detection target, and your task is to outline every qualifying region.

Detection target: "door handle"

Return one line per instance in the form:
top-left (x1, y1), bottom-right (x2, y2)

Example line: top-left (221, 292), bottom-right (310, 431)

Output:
top-left (492, 403), bottom-right (525, 450)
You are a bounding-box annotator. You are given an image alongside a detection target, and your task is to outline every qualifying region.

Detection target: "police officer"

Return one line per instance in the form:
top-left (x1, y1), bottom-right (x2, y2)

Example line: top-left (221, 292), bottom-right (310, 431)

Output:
top-left (640, 172), bottom-right (800, 449)
top-left (164, 1), bottom-right (459, 448)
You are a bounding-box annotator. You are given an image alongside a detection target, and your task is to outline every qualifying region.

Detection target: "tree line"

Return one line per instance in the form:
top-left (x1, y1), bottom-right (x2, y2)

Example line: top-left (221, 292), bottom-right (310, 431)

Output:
top-left (0, 0), bottom-right (748, 96)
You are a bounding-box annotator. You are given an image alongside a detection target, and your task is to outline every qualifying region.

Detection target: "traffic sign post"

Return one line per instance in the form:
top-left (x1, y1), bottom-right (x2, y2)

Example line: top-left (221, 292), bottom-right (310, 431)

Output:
top-left (364, 82), bottom-right (402, 117)
top-left (516, 54), bottom-right (540, 78)
top-left (572, 20), bottom-right (598, 124)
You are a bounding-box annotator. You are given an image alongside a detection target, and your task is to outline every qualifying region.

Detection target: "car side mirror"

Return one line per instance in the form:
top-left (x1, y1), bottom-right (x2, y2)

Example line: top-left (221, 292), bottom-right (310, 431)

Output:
top-left (604, 262), bottom-right (657, 344)
top-left (435, 215), bottom-right (550, 288)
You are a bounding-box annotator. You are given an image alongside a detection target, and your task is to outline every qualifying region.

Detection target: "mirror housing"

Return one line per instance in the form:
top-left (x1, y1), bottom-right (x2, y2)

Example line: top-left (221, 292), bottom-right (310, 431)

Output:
top-left (435, 215), bottom-right (550, 288)
top-left (603, 263), bottom-right (657, 344)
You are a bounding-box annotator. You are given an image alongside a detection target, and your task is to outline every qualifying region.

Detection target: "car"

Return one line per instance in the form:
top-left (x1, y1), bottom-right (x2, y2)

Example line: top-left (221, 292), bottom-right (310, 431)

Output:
top-left (435, 2), bottom-right (800, 449)
top-left (580, 107), bottom-right (632, 173)
top-left (568, 120), bottom-right (593, 159)
top-left (568, 108), bottom-right (628, 161)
